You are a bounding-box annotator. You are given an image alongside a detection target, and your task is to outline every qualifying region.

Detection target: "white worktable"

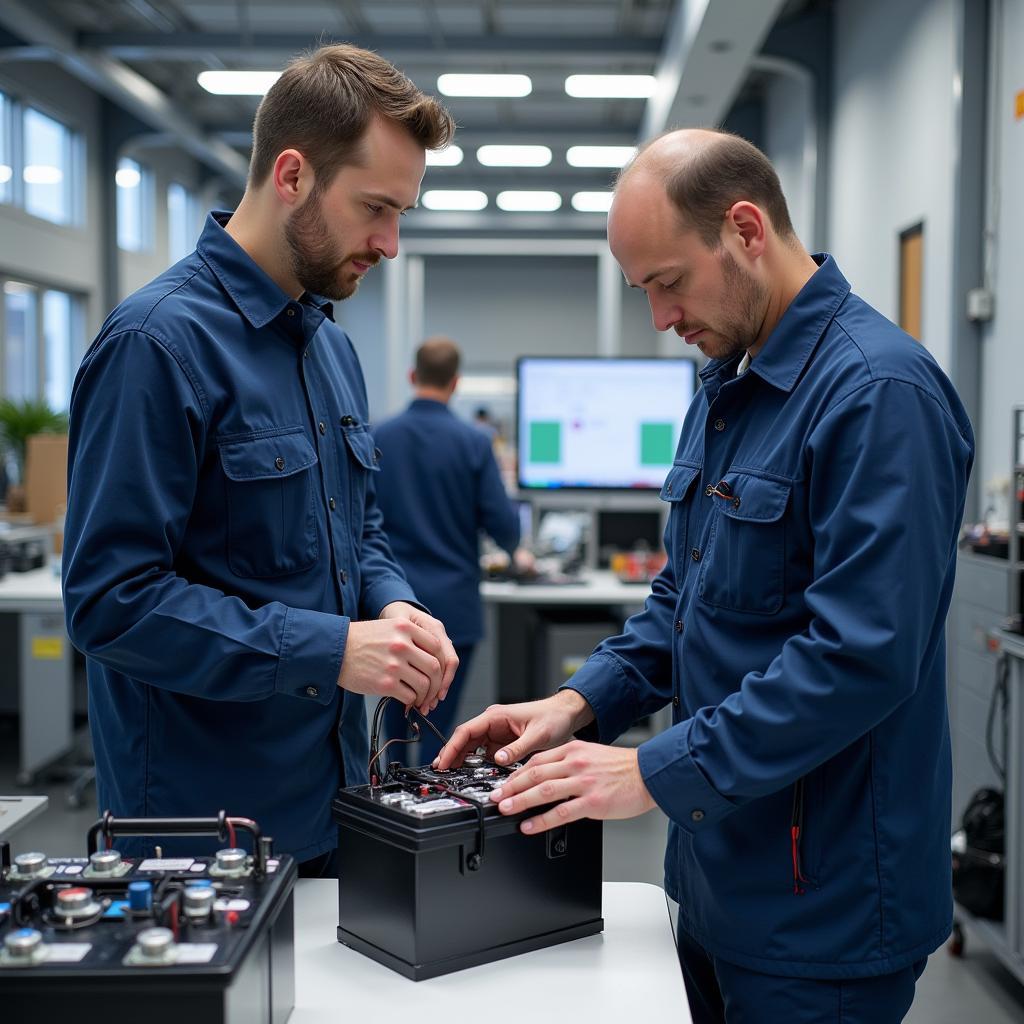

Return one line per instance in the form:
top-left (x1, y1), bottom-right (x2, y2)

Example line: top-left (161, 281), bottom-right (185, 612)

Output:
top-left (291, 879), bottom-right (687, 1023)
top-left (481, 569), bottom-right (651, 606)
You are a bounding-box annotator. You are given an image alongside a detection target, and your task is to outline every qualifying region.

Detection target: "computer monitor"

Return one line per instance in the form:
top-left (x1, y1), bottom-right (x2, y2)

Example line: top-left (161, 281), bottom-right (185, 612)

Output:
top-left (517, 357), bottom-right (697, 490)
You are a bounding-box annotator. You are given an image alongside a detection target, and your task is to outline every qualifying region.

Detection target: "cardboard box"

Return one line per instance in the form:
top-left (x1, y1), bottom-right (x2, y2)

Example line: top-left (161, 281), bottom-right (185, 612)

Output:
top-left (24, 433), bottom-right (68, 543)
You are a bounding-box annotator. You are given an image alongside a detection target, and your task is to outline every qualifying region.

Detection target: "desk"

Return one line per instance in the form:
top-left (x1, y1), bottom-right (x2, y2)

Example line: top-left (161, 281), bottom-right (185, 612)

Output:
top-left (0, 567), bottom-right (73, 784)
top-left (291, 879), bottom-right (687, 1022)
top-left (480, 569), bottom-right (654, 606)
top-left (0, 795), bottom-right (48, 837)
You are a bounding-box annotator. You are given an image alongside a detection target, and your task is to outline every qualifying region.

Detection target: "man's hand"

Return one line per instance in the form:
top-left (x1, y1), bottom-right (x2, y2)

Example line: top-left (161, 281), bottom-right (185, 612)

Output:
top-left (379, 602), bottom-right (458, 709)
top-left (490, 740), bottom-right (657, 835)
top-left (337, 614), bottom-right (446, 714)
top-left (433, 690), bottom-right (594, 770)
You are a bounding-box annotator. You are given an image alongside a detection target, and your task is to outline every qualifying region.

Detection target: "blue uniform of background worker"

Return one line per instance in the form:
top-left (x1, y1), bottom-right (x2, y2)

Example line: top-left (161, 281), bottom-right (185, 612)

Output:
top-left (375, 338), bottom-right (521, 764)
top-left (437, 129), bottom-right (974, 1022)
top-left (61, 45), bottom-right (459, 876)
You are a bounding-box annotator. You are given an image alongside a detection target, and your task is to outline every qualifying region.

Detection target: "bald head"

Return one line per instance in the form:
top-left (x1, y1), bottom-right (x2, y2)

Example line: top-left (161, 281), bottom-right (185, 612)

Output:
top-left (413, 336), bottom-right (461, 389)
top-left (615, 128), bottom-right (796, 247)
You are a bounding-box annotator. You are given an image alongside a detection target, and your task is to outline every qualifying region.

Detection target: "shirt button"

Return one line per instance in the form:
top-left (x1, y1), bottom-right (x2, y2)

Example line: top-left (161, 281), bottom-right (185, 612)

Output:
top-left (665, 484), bottom-right (673, 495)
top-left (690, 548), bottom-right (701, 562)
top-left (275, 456), bottom-right (285, 471)
top-left (691, 809), bottom-right (705, 822)
top-left (318, 421), bottom-right (326, 435)
top-left (329, 497), bottom-right (336, 510)
top-left (704, 485), bottom-right (714, 496)
top-left (672, 695), bottom-right (680, 708)
top-left (286, 308), bottom-right (296, 317)
top-left (674, 619), bottom-right (683, 633)
top-left (714, 418), bottom-right (726, 431)
top-left (340, 415), bottom-right (355, 427)
top-left (303, 350), bottom-right (310, 359)
top-left (339, 569), bottom-right (348, 584)
top-left (305, 686), bottom-right (319, 698)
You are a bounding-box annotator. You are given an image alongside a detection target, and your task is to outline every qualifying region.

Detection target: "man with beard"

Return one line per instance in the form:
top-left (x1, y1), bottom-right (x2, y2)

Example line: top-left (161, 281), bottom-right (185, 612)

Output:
top-left (62, 44), bottom-right (458, 878)
top-left (436, 129), bottom-right (974, 1020)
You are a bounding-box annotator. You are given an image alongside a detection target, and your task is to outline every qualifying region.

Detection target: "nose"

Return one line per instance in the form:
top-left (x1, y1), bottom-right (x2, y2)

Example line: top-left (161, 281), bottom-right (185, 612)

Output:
top-left (369, 219), bottom-right (400, 261)
top-left (649, 293), bottom-right (683, 334)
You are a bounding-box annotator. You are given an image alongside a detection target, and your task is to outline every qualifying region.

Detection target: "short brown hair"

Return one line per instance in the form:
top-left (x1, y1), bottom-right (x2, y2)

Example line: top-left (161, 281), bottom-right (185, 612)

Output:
top-left (249, 43), bottom-right (455, 187)
top-left (627, 130), bottom-right (796, 246)
top-left (414, 337), bottom-right (460, 388)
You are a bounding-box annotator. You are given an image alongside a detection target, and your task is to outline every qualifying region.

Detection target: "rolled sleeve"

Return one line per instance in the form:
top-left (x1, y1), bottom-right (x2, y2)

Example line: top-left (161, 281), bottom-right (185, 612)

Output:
top-left (274, 606), bottom-right (349, 704)
top-left (361, 575), bottom-right (424, 620)
top-left (561, 654), bottom-right (641, 743)
top-left (637, 719), bottom-right (736, 833)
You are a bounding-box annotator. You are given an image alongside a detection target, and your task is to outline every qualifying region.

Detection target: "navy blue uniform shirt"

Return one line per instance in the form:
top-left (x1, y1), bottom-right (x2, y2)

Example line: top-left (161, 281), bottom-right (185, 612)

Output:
top-left (62, 212), bottom-right (419, 861)
top-left (566, 255), bottom-right (974, 978)
top-left (373, 399), bottom-right (520, 645)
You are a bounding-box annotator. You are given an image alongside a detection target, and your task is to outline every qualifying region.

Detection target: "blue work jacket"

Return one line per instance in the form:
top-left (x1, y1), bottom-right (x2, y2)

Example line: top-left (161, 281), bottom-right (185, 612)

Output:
top-left (373, 399), bottom-right (520, 645)
top-left (62, 212), bottom-right (419, 861)
top-left (567, 255), bottom-right (974, 979)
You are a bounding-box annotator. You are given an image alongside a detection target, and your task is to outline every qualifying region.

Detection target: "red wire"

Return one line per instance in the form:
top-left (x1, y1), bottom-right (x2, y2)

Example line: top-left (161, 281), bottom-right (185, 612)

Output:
top-left (227, 820), bottom-right (236, 848)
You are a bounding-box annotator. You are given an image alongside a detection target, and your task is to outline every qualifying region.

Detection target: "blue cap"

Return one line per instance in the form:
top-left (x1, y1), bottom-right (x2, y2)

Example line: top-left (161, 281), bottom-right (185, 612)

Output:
top-left (186, 878), bottom-right (213, 887)
top-left (128, 880), bottom-right (152, 912)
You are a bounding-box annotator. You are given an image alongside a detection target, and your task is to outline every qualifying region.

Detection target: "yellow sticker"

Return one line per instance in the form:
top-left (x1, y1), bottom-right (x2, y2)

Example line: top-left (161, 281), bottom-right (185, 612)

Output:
top-left (31, 636), bottom-right (64, 660)
top-left (1017, 90), bottom-right (1024, 120)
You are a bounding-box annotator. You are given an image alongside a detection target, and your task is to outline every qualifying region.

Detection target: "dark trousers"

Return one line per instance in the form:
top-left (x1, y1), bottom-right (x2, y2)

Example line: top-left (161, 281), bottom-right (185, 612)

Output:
top-left (297, 847), bottom-right (341, 879)
top-left (677, 918), bottom-right (927, 1024)
top-left (383, 644), bottom-right (475, 767)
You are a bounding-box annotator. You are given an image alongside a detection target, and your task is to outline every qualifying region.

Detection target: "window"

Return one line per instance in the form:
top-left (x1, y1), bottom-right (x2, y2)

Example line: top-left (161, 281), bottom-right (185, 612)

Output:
top-left (3, 282), bottom-right (38, 400)
top-left (0, 91), bottom-right (12, 206)
top-left (167, 181), bottom-right (200, 263)
top-left (117, 157), bottom-right (152, 251)
top-left (1, 279), bottom-right (84, 410)
top-left (23, 106), bottom-right (78, 225)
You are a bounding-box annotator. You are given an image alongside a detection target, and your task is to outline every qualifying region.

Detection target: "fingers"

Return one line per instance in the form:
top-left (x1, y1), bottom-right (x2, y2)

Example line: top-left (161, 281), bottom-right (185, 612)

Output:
top-left (493, 773), bottom-right (578, 816)
top-left (433, 713), bottom-right (499, 769)
top-left (491, 751), bottom-right (574, 802)
top-left (517, 797), bottom-right (589, 836)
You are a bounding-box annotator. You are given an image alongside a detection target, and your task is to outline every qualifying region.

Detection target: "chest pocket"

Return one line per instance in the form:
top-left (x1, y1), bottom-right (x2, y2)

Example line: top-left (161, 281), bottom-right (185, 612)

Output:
top-left (219, 428), bottom-right (319, 578)
top-left (698, 470), bottom-right (792, 615)
top-left (340, 423), bottom-right (380, 530)
top-left (660, 461), bottom-right (701, 577)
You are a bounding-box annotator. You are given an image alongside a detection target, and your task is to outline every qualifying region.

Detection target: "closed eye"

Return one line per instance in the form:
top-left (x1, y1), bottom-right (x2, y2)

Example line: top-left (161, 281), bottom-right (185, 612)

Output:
top-left (365, 203), bottom-right (383, 216)
top-left (661, 277), bottom-right (681, 291)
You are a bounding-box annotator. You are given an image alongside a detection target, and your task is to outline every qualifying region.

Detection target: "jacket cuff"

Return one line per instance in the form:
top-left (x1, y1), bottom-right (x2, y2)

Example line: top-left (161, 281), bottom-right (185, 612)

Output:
top-left (637, 718), bottom-right (736, 834)
top-left (559, 653), bottom-right (639, 744)
top-left (274, 605), bottom-right (347, 705)
top-left (360, 576), bottom-right (425, 620)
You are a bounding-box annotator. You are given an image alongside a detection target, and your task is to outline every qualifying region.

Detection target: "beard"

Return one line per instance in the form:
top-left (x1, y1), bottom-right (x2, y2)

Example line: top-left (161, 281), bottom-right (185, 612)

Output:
top-left (284, 186), bottom-right (373, 301)
top-left (683, 249), bottom-right (769, 361)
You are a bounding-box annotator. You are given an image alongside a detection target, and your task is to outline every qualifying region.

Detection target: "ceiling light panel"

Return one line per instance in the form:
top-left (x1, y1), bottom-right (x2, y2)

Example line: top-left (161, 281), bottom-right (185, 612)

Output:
top-left (425, 145), bottom-right (464, 167)
top-left (197, 70), bottom-right (281, 95)
top-left (496, 191), bottom-right (562, 212)
top-left (566, 145), bottom-right (637, 168)
top-left (565, 75), bottom-right (658, 99)
top-left (437, 74), bottom-right (532, 98)
top-left (571, 191), bottom-right (614, 213)
top-left (421, 190), bottom-right (489, 211)
top-left (476, 145), bottom-right (552, 167)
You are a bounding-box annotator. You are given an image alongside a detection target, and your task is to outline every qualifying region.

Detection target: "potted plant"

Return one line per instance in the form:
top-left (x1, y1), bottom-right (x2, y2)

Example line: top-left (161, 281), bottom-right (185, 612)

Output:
top-left (0, 398), bottom-right (69, 514)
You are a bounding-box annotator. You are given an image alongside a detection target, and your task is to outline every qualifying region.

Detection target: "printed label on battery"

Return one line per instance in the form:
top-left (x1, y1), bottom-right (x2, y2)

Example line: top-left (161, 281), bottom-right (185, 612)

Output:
top-left (46, 944), bottom-right (92, 963)
top-left (137, 858), bottom-right (195, 871)
top-left (175, 943), bottom-right (218, 964)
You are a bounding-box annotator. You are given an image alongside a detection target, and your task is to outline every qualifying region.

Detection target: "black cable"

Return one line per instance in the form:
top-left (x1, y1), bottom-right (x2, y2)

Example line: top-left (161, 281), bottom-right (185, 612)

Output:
top-left (986, 653), bottom-right (1009, 783)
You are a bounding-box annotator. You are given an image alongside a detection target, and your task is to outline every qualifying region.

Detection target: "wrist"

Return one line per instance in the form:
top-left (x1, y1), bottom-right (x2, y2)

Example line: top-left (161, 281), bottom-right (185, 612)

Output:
top-left (554, 687), bottom-right (594, 733)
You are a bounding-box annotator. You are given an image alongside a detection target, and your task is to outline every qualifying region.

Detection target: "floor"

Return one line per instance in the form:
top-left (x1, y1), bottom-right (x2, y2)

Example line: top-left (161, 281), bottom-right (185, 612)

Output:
top-left (2, 720), bottom-right (1023, 1022)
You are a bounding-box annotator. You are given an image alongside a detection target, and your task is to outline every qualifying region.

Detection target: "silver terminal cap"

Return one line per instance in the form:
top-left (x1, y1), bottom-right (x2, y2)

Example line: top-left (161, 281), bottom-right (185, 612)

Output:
top-left (55, 887), bottom-right (96, 916)
top-left (89, 850), bottom-right (122, 874)
top-left (183, 885), bottom-right (216, 916)
top-left (136, 927), bottom-right (175, 960)
top-left (4, 928), bottom-right (43, 959)
top-left (463, 754), bottom-right (485, 767)
top-left (13, 852), bottom-right (48, 875)
top-left (215, 848), bottom-right (247, 873)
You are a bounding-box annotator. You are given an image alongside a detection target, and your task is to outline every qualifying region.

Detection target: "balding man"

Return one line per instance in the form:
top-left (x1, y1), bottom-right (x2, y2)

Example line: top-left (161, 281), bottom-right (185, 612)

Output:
top-left (374, 338), bottom-right (521, 764)
top-left (437, 130), bottom-right (974, 1021)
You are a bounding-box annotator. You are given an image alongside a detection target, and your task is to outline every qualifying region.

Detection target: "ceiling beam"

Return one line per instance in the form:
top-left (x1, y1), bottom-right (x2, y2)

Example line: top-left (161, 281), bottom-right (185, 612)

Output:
top-left (641, 0), bottom-right (788, 140)
top-left (76, 30), bottom-right (661, 62)
top-left (0, 2), bottom-right (248, 185)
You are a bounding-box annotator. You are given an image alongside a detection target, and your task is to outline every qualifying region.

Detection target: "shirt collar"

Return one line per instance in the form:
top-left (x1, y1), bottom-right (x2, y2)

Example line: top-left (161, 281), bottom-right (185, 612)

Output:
top-left (699, 253), bottom-right (850, 395)
top-left (196, 211), bottom-right (335, 330)
top-left (409, 398), bottom-right (450, 412)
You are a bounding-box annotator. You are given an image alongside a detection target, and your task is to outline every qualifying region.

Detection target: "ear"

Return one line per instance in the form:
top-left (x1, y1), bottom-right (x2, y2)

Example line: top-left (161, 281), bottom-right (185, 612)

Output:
top-left (272, 149), bottom-right (311, 209)
top-left (408, 369), bottom-right (417, 387)
top-left (724, 201), bottom-right (766, 258)
top-left (449, 375), bottom-right (460, 396)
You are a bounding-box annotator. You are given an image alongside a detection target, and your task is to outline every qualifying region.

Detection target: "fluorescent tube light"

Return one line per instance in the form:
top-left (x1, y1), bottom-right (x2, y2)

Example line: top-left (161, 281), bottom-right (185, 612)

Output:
top-left (425, 145), bottom-right (464, 167)
top-left (565, 75), bottom-right (657, 99)
top-left (22, 165), bottom-right (63, 185)
top-left (571, 191), bottom-right (614, 213)
top-left (496, 190), bottom-right (562, 212)
top-left (476, 145), bottom-right (551, 167)
top-left (421, 190), bottom-right (488, 211)
top-left (566, 145), bottom-right (637, 168)
top-left (197, 70), bottom-right (281, 95)
top-left (437, 74), bottom-right (532, 97)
